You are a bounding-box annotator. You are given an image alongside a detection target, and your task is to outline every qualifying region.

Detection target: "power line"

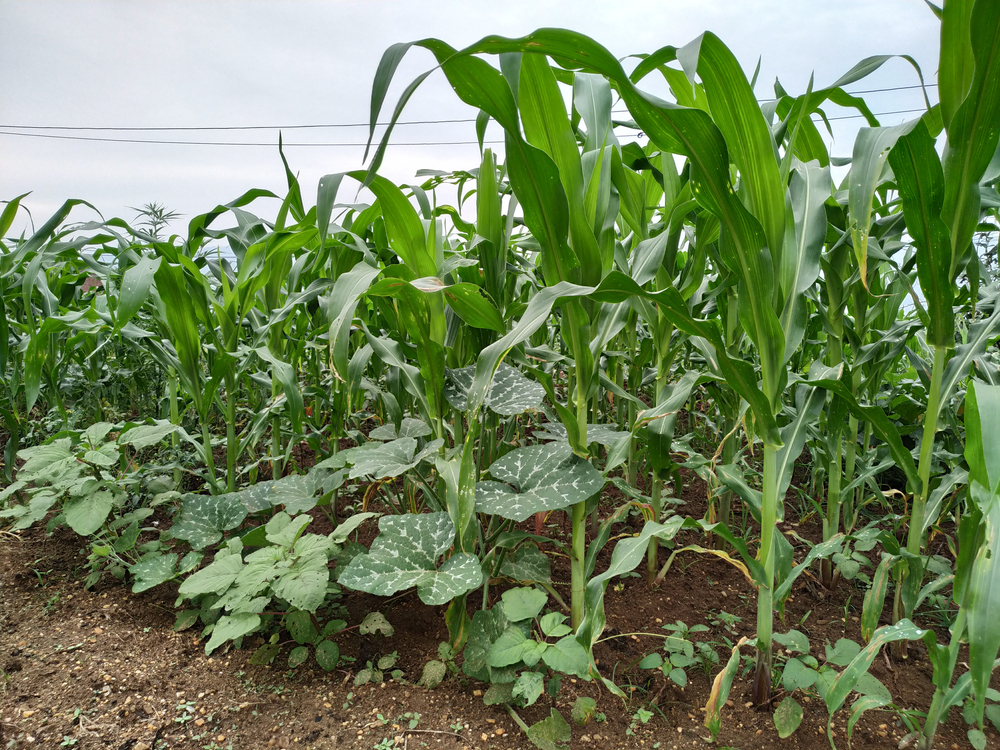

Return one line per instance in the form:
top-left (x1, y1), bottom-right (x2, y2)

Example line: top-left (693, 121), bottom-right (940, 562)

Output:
top-left (0, 83), bottom-right (936, 133)
top-left (0, 130), bottom-right (504, 147)
top-left (0, 118), bottom-right (480, 132)
top-left (820, 107), bottom-right (927, 121)
top-left (0, 107), bottom-right (931, 147)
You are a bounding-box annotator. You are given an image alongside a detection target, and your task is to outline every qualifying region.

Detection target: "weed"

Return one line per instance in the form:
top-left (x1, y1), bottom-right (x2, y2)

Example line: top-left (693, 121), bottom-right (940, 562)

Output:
top-left (626, 707), bottom-right (653, 736)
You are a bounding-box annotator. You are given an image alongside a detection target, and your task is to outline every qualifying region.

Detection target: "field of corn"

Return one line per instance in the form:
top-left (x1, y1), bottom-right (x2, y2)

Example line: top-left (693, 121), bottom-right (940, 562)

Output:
top-left (2, 4), bottom-right (1000, 750)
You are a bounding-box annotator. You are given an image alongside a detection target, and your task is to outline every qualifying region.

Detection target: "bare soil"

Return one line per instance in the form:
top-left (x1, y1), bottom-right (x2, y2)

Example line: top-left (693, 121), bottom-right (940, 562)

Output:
top-left (2, 465), bottom-right (997, 750)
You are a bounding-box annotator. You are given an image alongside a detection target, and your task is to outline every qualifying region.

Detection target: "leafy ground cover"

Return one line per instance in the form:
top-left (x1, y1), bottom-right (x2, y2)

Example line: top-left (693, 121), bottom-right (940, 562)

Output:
top-left (2, 466), bottom-right (996, 750)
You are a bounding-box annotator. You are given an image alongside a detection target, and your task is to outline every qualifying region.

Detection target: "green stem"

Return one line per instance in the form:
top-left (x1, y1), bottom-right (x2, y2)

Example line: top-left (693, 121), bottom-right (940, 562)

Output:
top-left (570, 499), bottom-right (587, 630)
top-left (225, 374), bottom-right (237, 492)
top-left (168, 367), bottom-right (181, 489)
top-left (919, 607), bottom-right (967, 750)
top-left (753, 442), bottom-right (779, 705)
top-left (647, 475), bottom-right (662, 581)
top-left (200, 421), bottom-right (221, 494)
top-left (822, 432), bottom-right (843, 589)
top-left (271, 373), bottom-right (281, 480)
top-left (906, 346), bottom-right (947, 558)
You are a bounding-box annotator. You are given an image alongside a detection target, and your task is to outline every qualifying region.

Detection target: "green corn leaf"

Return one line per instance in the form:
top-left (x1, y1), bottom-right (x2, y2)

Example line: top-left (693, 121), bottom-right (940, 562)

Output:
top-left (254, 347), bottom-right (304, 434)
top-left (434, 441), bottom-right (480, 555)
top-left (442, 282), bottom-right (504, 332)
top-left (23, 333), bottom-right (46, 414)
top-left (887, 120), bottom-right (954, 347)
top-left (115, 255), bottom-right (160, 330)
top-left (578, 518), bottom-right (685, 662)
top-left (938, 0), bottom-right (975, 129)
top-left (825, 619), bottom-right (926, 715)
top-left (964, 382), bottom-right (1000, 727)
top-left (965, 380), bottom-right (1000, 494)
top-left (715, 464), bottom-right (763, 522)
top-left (773, 534), bottom-right (845, 606)
top-left (780, 160), bottom-right (829, 356)
top-left (519, 52), bottom-right (600, 286)
top-left (941, 0), bottom-right (1000, 274)
top-left (848, 121), bottom-right (919, 287)
top-left (804, 375), bottom-right (920, 493)
top-left (861, 554), bottom-right (896, 643)
top-left (0, 192), bottom-right (29, 240)
top-left (647, 369), bottom-right (704, 475)
top-left (775, 375), bottom-right (832, 501)
top-left (327, 261), bottom-right (380, 382)
top-left (686, 33), bottom-right (786, 272)
top-left (154, 261), bottom-right (206, 415)
top-left (591, 271), bottom-right (781, 446)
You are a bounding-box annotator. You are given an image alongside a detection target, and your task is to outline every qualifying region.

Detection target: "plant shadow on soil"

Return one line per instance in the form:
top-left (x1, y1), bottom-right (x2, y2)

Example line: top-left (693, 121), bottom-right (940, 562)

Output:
top-left (1, 464), bottom-right (996, 750)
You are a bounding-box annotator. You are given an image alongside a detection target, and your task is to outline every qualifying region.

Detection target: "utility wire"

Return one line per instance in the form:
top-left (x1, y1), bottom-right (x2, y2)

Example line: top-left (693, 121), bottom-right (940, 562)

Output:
top-left (0, 107), bottom-right (930, 146)
top-left (0, 131), bottom-right (505, 147)
top-left (0, 118), bottom-right (480, 132)
top-left (0, 83), bottom-right (937, 133)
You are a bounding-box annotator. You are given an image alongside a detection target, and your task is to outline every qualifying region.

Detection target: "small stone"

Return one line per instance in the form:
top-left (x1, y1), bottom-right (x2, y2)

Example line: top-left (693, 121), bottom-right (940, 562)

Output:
top-left (725, 700), bottom-right (734, 708)
top-left (93, 627), bottom-right (104, 635)
top-left (22, 710), bottom-right (34, 718)
top-left (217, 737), bottom-right (225, 743)
top-left (481, 734), bottom-right (489, 742)
top-left (744, 702), bottom-right (753, 708)
top-left (756, 730), bottom-right (762, 735)
top-left (486, 719), bottom-right (495, 724)
top-left (194, 718), bottom-right (205, 727)
top-left (495, 728), bottom-right (504, 736)
top-left (582, 736), bottom-right (591, 742)
top-left (134, 743), bottom-right (151, 750)
top-left (473, 690), bottom-right (482, 697)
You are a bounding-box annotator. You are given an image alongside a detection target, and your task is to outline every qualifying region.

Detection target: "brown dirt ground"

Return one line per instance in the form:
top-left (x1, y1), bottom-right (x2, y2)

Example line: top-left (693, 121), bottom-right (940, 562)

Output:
top-left (2, 464), bottom-right (998, 750)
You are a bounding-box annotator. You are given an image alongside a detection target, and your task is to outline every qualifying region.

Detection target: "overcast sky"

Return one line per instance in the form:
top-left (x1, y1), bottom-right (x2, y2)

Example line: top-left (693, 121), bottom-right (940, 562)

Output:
top-left (2, 1), bottom-right (940, 239)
